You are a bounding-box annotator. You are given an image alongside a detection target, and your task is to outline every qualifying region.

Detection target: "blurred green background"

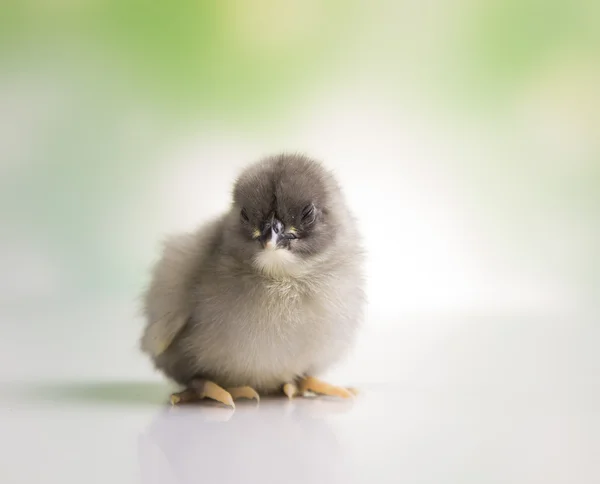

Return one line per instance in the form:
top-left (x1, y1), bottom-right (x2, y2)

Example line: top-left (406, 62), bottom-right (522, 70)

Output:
top-left (0, 0), bottom-right (598, 315)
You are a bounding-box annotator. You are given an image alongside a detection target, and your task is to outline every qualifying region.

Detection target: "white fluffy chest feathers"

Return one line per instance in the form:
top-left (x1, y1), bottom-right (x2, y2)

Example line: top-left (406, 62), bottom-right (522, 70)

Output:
top-left (252, 245), bottom-right (305, 279)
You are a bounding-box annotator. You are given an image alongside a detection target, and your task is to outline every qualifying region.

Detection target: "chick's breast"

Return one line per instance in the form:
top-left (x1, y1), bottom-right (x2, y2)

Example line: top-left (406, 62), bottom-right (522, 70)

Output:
top-left (154, 254), bottom-right (363, 394)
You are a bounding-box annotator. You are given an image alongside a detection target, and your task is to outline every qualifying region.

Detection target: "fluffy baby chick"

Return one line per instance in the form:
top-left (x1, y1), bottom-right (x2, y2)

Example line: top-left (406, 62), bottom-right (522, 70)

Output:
top-left (140, 153), bottom-right (365, 407)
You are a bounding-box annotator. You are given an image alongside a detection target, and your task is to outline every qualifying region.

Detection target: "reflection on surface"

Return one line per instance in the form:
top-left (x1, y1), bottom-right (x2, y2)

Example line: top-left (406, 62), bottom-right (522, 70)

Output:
top-left (138, 397), bottom-right (355, 484)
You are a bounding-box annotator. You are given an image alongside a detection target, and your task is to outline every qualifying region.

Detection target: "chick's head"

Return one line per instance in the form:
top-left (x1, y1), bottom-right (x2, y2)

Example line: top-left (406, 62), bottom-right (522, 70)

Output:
top-left (225, 154), bottom-right (347, 277)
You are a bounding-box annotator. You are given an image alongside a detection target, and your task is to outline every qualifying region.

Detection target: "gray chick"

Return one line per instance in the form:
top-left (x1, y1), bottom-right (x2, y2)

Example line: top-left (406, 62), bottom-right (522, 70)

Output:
top-left (139, 153), bottom-right (365, 407)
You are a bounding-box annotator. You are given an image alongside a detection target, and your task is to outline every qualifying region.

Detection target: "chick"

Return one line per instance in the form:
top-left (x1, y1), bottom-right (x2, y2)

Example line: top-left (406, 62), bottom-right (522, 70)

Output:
top-left (139, 153), bottom-right (365, 407)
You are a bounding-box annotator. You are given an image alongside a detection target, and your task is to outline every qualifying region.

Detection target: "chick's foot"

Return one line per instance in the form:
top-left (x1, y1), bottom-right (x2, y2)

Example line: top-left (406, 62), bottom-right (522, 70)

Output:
top-left (227, 386), bottom-right (260, 402)
top-left (170, 379), bottom-right (235, 408)
top-left (298, 376), bottom-right (356, 399)
top-left (283, 382), bottom-right (299, 399)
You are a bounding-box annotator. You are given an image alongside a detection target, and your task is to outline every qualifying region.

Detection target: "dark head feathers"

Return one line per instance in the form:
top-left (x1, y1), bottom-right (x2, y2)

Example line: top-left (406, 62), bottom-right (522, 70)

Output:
top-left (232, 153), bottom-right (336, 225)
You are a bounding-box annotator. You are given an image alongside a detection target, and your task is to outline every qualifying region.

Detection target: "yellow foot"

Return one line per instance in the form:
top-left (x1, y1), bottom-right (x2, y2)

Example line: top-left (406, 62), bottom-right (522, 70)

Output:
top-left (170, 380), bottom-right (235, 408)
top-left (170, 388), bottom-right (198, 405)
top-left (227, 386), bottom-right (260, 402)
top-left (282, 382), bottom-right (299, 399)
top-left (298, 376), bottom-right (355, 399)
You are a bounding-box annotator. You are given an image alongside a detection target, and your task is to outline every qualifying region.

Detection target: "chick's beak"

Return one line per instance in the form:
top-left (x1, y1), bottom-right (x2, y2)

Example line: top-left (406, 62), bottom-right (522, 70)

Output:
top-left (259, 217), bottom-right (284, 250)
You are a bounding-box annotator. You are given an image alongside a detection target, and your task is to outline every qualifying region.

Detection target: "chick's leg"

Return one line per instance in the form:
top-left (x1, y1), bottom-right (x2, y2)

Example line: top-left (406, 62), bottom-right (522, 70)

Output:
top-left (298, 376), bottom-right (356, 399)
top-left (170, 379), bottom-right (235, 408)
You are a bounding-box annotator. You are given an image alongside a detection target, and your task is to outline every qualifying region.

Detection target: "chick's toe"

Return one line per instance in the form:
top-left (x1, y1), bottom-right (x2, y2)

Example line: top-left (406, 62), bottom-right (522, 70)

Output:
top-left (282, 382), bottom-right (299, 399)
top-left (170, 388), bottom-right (198, 405)
top-left (170, 380), bottom-right (235, 408)
top-left (227, 386), bottom-right (260, 402)
top-left (298, 376), bottom-right (355, 399)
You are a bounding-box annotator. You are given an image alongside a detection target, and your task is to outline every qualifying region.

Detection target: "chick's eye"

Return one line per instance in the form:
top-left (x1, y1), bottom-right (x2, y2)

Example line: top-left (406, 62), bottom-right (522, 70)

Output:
top-left (240, 209), bottom-right (249, 223)
top-left (301, 203), bottom-right (316, 223)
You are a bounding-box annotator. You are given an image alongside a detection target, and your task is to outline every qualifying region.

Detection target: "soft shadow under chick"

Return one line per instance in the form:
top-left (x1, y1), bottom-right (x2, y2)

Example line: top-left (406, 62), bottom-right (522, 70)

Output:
top-left (139, 153), bottom-right (366, 407)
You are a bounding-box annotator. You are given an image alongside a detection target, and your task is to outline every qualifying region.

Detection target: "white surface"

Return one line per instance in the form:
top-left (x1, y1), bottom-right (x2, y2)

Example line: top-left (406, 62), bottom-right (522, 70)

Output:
top-left (1, 305), bottom-right (598, 484)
